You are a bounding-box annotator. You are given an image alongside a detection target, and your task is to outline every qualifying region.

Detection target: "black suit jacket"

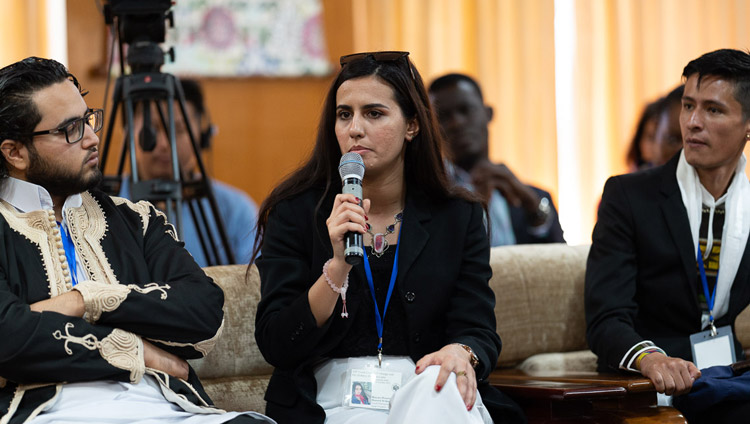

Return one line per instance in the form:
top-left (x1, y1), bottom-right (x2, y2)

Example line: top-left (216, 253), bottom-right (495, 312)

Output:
top-left (585, 155), bottom-right (750, 371)
top-left (254, 187), bottom-right (525, 424)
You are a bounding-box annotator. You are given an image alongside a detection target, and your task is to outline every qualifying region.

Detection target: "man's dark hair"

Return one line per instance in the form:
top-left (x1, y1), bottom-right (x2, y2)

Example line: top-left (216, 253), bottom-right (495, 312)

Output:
top-left (428, 73), bottom-right (485, 102)
top-left (0, 57), bottom-right (82, 178)
top-left (682, 49), bottom-right (750, 118)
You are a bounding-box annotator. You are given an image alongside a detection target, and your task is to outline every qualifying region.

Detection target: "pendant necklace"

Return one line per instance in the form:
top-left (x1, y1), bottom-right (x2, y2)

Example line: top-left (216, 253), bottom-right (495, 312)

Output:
top-left (366, 211), bottom-right (403, 258)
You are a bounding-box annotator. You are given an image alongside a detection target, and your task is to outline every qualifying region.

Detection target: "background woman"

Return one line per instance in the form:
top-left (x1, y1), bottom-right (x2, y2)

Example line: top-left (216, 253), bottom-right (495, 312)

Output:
top-left (626, 99), bottom-right (661, 172)
top-left (253, 51), bottom-right (525, 424)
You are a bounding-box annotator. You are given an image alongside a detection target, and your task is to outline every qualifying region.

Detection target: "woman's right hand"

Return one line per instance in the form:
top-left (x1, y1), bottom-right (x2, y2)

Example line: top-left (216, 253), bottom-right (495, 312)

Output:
top-left (326, 194), bottom-right (370, 260)
top-left (308, 194), bottom-right (370, 326)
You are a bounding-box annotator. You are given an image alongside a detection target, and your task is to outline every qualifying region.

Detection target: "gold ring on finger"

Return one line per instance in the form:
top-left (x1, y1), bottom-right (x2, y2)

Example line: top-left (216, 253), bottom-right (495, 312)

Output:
top-left (456, 371), bottom-right (467, 377)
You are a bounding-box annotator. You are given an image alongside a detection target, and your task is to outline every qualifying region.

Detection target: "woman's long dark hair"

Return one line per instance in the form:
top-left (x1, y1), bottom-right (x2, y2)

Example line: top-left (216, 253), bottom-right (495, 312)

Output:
top-left (251, 53), bottom-right (480, 261)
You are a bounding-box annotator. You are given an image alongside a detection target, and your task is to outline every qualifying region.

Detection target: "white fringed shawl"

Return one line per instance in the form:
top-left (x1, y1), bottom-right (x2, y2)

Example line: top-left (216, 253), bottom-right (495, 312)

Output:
top-left (676, 151), bottom-right (750, 321)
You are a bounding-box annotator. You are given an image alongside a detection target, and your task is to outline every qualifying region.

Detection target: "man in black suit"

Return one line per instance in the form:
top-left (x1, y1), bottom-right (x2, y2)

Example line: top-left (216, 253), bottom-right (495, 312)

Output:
top-left (429, 73), bottom-right (565, 246)
top-left (586, 49), bottom-right (750, 422)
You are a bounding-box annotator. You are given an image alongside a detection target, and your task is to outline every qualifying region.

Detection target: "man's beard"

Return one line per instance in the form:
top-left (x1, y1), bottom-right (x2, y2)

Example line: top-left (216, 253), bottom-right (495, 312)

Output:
top-left (26, 145), bottom-right (102, 198)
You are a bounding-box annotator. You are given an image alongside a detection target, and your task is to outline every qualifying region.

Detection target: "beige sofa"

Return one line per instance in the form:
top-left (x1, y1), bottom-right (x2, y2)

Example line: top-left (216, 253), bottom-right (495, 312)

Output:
top-left (190, 243), bottom-right (750, 417)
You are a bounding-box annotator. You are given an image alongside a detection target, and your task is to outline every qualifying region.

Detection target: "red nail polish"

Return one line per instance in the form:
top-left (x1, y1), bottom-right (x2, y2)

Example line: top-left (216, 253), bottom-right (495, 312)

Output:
top-left (435, 385), bottom-right (441, 392)
top-left (355, 197), bottom-right (360, 203)
top-left (365, 215), bottom-right (369, 220)
top-left (415, 365), bottom-right (419, 372)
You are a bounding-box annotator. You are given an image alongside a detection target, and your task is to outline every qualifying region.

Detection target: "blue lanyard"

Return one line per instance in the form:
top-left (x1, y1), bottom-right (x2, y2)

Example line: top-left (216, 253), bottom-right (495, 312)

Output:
top-left (58, 222), bottom-right (78, 286)
top-left (697, 246), bottom-right (718, 324)
top-left (362, 226), bottom-right (401, 364)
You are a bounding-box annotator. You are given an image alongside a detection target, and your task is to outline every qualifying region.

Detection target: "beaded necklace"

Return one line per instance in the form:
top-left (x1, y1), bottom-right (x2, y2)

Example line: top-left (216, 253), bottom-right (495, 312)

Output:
top-left (366, 211), bottom-right (403, 258)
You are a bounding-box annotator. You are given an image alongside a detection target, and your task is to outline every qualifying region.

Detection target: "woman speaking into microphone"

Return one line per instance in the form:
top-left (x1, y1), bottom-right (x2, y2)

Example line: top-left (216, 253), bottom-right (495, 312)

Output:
top-left (252, 51), bottom-right (524, 424)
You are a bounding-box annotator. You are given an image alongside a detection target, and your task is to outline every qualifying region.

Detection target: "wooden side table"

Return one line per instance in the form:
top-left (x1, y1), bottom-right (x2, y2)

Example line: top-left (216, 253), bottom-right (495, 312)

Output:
top-left (490, 370), bottom-right (687, 423)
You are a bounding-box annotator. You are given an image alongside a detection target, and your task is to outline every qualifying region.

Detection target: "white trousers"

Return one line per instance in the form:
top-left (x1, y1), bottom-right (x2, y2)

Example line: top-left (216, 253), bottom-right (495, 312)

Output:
top-left (27, 375), bottom-right (274, 424)
top-left (315, 357), bottom-right (493, 424)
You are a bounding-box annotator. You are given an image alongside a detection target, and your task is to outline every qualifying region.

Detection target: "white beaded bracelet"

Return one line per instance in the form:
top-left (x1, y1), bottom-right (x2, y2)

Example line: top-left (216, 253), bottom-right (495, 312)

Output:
top-left (323, 259), bottom-right (349, 318)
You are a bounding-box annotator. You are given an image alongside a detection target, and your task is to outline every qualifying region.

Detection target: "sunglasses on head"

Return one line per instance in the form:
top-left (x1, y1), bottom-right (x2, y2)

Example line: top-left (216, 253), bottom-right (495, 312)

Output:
top-left (339, 51), bottom-right (416, 82)
top-left (339, 51), bottom-right (410, 66)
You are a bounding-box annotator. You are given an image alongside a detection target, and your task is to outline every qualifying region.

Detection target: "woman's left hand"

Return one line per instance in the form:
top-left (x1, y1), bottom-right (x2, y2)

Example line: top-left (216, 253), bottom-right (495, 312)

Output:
top-left (415, 344), bottom-right (477, 410)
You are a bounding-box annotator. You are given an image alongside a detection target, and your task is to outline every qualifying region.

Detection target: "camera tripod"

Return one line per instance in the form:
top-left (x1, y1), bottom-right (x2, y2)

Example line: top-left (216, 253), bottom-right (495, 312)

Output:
top-left (98, 71), bottom-right (236, 266)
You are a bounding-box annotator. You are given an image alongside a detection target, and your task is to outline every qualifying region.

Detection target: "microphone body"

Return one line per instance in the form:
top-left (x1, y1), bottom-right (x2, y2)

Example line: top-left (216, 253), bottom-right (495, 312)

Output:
top-left (339, 153), bottom-right (366, 265)
top-left (342, 176), bottom-right (363, 264)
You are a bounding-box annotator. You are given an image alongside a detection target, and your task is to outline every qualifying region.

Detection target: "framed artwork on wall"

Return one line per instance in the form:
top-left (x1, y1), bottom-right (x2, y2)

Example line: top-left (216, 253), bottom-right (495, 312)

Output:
top-left (161, 0), bottom-right (331, 77)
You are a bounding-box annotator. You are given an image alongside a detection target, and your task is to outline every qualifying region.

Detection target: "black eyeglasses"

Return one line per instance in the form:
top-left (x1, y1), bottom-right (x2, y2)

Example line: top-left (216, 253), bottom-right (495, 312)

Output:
top-left (339, 51), bottom-right (416, 81)
top-left (30, 108), bottom-right (103, 144)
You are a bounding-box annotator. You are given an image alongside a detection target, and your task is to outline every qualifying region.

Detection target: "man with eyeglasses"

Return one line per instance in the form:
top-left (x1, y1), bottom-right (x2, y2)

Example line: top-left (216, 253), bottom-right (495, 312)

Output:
top-left (0, 57), bottom-right (271, 423)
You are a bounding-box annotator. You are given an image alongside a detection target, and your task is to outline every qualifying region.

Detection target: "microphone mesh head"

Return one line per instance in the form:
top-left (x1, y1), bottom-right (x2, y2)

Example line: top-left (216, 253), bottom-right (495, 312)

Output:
top-left (339, 152), bottom-right (365, 180)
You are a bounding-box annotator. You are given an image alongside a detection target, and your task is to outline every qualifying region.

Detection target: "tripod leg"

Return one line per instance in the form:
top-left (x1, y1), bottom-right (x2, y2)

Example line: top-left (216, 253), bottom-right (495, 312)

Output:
top-left (187, 198), bottom-right (220, 266)
top-left (172, 76), bottom-right (236, 264)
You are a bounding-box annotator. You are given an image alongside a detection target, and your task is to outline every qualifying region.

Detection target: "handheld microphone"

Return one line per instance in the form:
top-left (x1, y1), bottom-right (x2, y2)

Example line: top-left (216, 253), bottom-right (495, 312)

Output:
top-left (338, 152), bottom-right (365, 265)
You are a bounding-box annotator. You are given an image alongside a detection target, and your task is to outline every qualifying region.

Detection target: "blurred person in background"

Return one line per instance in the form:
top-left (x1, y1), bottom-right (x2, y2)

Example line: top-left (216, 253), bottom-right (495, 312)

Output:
top-left (124, 79), bottom-right (258, 266)
top-left (429, 73), bottom-right (565, 246)
top-left (626, 84), bottom-right (685, 172)
top-left (652, 85), bottom-right (686, 166)
top-left (626, 99), bottom-right (661, 171)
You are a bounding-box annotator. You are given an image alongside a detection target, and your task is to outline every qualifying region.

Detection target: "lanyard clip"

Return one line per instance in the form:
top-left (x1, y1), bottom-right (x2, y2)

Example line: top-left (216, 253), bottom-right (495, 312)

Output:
top-left (710, 321), bottom-right (718, 337)
top-left (377, 348), bottom-right (383, 368)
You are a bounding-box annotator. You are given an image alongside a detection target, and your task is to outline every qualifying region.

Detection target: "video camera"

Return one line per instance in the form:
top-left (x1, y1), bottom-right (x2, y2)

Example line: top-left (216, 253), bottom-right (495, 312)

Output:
top-left (103, 0), bottom-right (173, 73)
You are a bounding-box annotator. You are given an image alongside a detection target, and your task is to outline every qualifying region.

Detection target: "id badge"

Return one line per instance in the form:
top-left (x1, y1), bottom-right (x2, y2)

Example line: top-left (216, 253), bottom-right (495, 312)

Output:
top-left (344, 357), bottom-right (404, 410)
top-left (690, 325), bottom-right (736, 369)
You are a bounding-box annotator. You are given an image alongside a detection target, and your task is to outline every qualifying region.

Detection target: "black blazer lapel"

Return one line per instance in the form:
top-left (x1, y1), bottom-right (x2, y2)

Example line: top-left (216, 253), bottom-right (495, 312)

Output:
top-left (659, 157), bottom-right (699, 307)
top-left (396, 191), bottom-right (431, 292)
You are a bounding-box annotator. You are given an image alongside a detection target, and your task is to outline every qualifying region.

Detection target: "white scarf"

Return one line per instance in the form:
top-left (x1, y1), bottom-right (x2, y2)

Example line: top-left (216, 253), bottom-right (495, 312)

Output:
top-left (676, 151), bottom-right (750, 321)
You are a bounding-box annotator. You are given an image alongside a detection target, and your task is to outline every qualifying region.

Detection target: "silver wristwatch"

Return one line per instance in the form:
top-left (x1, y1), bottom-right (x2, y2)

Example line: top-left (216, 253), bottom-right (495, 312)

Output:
top-left (533, 196), bottom-right (551, 224)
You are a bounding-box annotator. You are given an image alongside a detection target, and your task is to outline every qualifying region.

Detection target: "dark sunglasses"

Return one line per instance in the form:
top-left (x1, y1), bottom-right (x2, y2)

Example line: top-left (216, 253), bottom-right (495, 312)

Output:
top-left (339, 51), bottom-right (416, 81)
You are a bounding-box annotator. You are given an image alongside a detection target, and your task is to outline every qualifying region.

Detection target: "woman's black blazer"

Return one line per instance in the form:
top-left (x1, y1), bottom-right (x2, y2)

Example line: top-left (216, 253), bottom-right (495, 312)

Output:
top-left (255, 187), bottom-right (525, 424)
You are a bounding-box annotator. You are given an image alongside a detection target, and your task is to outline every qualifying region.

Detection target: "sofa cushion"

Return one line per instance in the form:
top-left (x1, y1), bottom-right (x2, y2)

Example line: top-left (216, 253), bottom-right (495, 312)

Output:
top-left (491, 244), bottom-right (591, 367)
top-left (190, 264), bottom-right (273, 379)
top-left (200, 375), bottom-right (270, 413)
top-left (517, 350), bottom-right (598, 372)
